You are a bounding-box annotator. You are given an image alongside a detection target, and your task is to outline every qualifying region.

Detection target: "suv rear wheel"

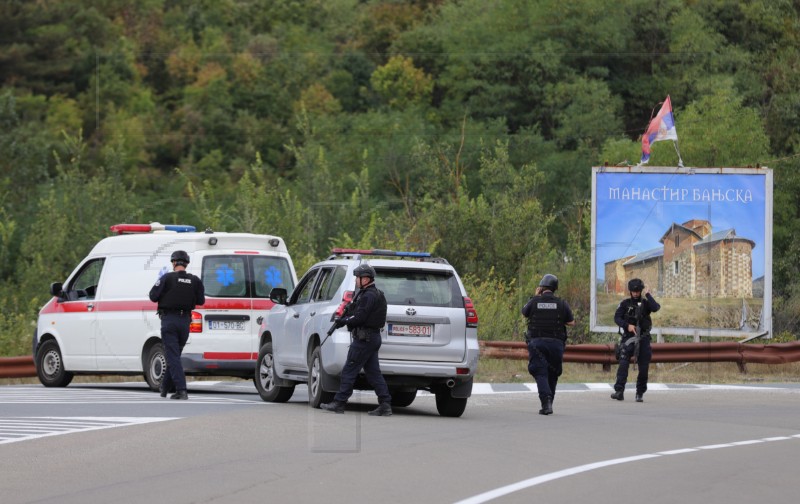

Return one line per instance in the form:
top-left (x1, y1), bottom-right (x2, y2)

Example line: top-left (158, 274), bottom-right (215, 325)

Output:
top-left (308, 346), bottom-right (335, 408)
top-left (435, 389), bottom-right (467, 417)
top-left (256, 342), bottom-right (295, 402)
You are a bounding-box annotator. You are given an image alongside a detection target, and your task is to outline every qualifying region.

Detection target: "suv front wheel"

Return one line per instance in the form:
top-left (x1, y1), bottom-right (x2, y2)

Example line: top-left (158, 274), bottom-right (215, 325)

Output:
top-left (255, 342), bottom-right (295, 402)
top-left (308, 346), bottom-right (335, 408)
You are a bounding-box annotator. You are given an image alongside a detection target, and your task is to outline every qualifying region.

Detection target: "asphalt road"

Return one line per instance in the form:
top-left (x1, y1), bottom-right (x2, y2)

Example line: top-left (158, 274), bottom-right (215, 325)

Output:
top-left (1, 381), bottom-right (798, 504)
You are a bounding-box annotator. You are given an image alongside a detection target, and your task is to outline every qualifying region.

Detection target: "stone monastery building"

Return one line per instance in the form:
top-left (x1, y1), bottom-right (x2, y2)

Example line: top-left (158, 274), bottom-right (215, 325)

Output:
top-left (604, 219), bottom-right (756, 298)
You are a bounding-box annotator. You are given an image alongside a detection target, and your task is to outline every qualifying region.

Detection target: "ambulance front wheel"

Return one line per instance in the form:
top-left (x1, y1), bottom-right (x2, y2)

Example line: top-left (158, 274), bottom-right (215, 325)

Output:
top-left (143, 342), bottom-right (166, 392)
top-left (36, 340), bottom-right (74, 387)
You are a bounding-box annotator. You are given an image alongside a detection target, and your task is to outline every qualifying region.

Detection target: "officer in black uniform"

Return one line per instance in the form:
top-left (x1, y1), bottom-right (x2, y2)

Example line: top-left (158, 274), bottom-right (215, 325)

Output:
top-left (149, 250), bottom-right (205, 400)
top-left (521, 274), bottom-right (575, 415)
top-left (611, 278), bottom-right (660, 403)
top-left (321, 263), bottom-right (392, 416)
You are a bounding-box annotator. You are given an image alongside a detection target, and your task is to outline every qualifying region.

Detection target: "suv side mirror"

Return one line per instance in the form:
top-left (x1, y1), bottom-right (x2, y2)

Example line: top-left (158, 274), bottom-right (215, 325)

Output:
top-left (50, 282), bottom-right (64, 299)
top-left (269, 287), bottom-right (288, 305)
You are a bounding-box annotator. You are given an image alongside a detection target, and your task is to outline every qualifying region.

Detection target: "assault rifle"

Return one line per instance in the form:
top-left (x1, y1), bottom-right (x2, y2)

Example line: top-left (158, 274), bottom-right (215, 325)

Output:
top-left (322, 289), bottom-right (362, 345)
top-left (626, 300), bottom-right (644, 364)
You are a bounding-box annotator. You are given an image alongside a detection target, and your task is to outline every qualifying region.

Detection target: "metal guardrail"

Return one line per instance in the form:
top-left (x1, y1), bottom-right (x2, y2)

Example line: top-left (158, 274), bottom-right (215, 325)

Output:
top-left (479, 341), bottom-right (800, 366)
top-left (3, 341), bottom-right (800, 379)
top-left (0, 356), bottom-right (36, 378)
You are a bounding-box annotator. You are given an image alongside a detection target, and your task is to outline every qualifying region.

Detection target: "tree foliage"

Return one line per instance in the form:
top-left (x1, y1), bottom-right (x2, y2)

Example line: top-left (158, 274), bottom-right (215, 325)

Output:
top-left (2, 0), bottom-right (800, 353)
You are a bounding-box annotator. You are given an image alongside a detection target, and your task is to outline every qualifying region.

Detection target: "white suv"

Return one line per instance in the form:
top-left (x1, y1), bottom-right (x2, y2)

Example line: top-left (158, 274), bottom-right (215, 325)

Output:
top-left (255, 249), bottom-right (479, 417)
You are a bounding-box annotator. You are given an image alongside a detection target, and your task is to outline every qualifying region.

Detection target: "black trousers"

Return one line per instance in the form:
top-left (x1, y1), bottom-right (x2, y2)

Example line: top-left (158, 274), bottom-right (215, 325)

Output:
top-left (527, 337), bottom-right (565, 402)
top-left (614, 336), bottom-right (652, 395)
top-left (161, 313), bottom-right (190, 392)
top-left (334, 335), bottom-right (392, 404)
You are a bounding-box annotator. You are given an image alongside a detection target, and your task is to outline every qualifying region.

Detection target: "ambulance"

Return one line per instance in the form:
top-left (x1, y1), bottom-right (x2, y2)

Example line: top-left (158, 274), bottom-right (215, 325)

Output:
top-left (34, 223), bottom-right (297, 391)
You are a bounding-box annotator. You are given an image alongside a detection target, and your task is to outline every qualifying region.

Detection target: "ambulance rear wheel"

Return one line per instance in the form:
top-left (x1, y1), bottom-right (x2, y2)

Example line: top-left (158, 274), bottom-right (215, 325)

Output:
top-left (36, 340), bottom-right (73, 387)
top-left (143, 342), bottom-right (166, 392)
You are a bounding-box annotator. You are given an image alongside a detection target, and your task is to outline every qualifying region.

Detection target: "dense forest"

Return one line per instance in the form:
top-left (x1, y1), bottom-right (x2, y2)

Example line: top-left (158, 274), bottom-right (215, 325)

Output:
top-left (2, 0), bottom-right (800, 355)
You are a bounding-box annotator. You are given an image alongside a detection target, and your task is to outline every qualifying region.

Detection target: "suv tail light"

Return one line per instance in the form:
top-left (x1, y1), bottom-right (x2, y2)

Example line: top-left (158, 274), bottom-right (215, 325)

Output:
top-left (190, 311), bottom-right (203, 333)
top-left (334, 290), bottom-right (355, 318)
top-left (464, 297), bottom-right (478, 327)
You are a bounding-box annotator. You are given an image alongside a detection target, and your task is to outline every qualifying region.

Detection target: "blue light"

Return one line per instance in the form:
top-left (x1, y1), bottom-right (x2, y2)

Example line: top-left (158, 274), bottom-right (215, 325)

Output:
top-left (164, 224), bottom-right (196, 232)
top-left (395, 251), bottom-right (431, 257)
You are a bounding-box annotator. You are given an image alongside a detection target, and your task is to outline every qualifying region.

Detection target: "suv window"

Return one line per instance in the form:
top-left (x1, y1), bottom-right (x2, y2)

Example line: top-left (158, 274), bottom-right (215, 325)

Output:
top-left (313, 266), bottom-right (347, 302)
top-left (291, 269), bottom-right (320, 305)
top-left (203, 256), bottom-right (248, 297)
top-left (376, 269), bottom-right (463, 308)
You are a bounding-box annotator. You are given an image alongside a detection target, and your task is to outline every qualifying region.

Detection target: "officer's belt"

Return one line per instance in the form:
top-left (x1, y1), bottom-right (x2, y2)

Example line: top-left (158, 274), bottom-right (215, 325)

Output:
top-left (159, 309), bottom-right (192, 316)
top-left (529, 336), bottom-right (564, 342)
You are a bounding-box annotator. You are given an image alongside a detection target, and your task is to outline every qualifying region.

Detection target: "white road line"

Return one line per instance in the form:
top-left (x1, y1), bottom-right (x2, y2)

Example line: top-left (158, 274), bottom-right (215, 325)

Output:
top-left (453, 434), bottom-right (800, 504)
top-left (0, 387), bottom-right (261, 405)
top-left (0, 417), bottom-right (178, 445)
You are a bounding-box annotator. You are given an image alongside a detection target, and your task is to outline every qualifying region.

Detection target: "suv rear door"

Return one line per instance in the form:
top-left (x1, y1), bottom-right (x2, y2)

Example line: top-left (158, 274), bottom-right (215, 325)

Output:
top-left (376, 266), bottom-right (467, 362)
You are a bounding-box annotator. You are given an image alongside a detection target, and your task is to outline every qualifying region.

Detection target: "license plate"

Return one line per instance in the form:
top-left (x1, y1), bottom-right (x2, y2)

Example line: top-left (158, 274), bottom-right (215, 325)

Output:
top-left (209, 320), bottom-right (246, 331)
top-left (388, 323), bottom-right (432, 336)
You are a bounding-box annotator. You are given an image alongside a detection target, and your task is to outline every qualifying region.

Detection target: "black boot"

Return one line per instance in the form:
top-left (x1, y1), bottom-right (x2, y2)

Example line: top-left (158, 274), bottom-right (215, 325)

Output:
top-left (610, 390), bottom-right (624, 401)
top-left (368, 402), bottom-right (393, 416)
top-left (320, 401), bottom-right (345, 413)
top-left (170, 390), bottom-right (188, 400)
top-left (538, 397), bottom-right (553, 415)
top-left (635, 393), bottom-right (643, 402)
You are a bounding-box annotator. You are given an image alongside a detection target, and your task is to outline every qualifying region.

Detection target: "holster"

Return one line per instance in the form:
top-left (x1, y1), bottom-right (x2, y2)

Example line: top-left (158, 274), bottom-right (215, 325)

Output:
top-left (354, 327), bottom-right (370, 342)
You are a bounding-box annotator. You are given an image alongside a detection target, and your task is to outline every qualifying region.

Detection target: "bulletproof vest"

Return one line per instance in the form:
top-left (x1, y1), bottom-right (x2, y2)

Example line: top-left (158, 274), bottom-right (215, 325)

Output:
top-left (360, 287), bottom-right (387, 329)
top-left (526, 295), bottom-right (567, 341)
top-left (624, 298), bottom-right (652, 333)
top-left (158, 271), bottom-right (199, 311)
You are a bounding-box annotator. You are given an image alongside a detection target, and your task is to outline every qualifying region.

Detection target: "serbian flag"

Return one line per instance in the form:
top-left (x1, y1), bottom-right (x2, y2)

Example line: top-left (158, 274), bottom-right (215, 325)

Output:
top-left (640, 95), bottom-right (678, 164)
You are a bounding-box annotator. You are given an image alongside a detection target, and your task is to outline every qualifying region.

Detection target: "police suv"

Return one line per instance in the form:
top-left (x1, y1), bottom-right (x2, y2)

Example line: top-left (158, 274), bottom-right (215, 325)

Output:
top-left (257, 249), bottom-right (479, 417)
top-left (34, 223), bottom-right (297, 391)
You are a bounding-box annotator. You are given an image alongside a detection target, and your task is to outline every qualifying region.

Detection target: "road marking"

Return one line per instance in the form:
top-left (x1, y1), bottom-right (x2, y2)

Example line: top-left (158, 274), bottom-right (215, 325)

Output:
top-left (0, 417), bottom-right (177, 445)
top-left (454, 434), bottom-right (800, 504)
top-left (0, 387), bottom-right (262, 405)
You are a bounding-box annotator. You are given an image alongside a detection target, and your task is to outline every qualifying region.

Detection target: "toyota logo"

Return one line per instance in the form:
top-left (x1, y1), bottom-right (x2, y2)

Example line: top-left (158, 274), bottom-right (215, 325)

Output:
top-left (406, 308), bottom-right (416, 316)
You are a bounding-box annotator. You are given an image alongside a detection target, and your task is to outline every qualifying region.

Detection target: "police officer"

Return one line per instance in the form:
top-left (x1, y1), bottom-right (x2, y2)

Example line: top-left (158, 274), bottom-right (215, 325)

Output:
top-left (149, 250), bottom-right (205, 400)
top-left (522, 274), bottom-right (575, 415)
top-left (321, 263), bottom-right (392, 416)
top-left (611, 278), bottom-right (660, 403)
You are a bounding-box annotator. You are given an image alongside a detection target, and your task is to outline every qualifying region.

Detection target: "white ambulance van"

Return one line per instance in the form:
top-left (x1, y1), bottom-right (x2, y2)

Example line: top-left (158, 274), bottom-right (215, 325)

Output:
top-left (34, 223), bottom-right (297, 391)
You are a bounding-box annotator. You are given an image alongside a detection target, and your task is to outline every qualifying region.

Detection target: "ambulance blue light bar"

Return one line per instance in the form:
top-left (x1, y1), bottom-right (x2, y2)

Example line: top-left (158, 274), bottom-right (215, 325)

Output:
top-left (331, 248), bottom-right (431, 258)
top-left (110, 223), bottom-right (196, 235)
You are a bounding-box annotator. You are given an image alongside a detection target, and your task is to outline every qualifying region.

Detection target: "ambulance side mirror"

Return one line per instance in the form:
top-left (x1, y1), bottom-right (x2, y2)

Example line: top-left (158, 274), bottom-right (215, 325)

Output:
top-left (50, 282), bottom-right (64, 300)
top-left (269, 288), bottom-right (288, 305)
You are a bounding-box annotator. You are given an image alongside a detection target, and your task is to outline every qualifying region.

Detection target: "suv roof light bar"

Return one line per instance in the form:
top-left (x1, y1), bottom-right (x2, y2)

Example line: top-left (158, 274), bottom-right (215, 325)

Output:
top-left (331, 248), bottom-right (431, 258)
top-left (110, 222), bottom-right (197, 235)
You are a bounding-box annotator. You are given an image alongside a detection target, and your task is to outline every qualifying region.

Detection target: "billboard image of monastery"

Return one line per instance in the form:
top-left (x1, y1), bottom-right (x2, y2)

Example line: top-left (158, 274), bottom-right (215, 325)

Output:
top-left (591, 167), bottom-right (772, 338)
top-left (604, 218), bottom-right (756, 299)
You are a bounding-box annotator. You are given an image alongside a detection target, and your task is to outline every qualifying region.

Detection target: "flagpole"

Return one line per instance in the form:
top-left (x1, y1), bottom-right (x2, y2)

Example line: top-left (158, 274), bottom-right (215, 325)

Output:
top-left (672, 140), bottom-right (684, 168)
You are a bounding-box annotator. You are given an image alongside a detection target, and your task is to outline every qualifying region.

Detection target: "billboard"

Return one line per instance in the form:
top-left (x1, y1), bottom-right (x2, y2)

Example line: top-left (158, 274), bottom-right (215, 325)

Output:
top-left (591, 166), bottom-right (773, 339)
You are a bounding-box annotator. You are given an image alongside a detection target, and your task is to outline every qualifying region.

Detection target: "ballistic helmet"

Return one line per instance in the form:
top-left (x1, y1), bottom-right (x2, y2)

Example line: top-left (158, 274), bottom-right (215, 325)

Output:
top-left (353, 263), bottom-right (376, 279)
top-left (539, 274), bottom-right (558, 292)
top-left (170, 250), bottom-right (191, 266)
top-left (628, 278), bottom-right (644, 292)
